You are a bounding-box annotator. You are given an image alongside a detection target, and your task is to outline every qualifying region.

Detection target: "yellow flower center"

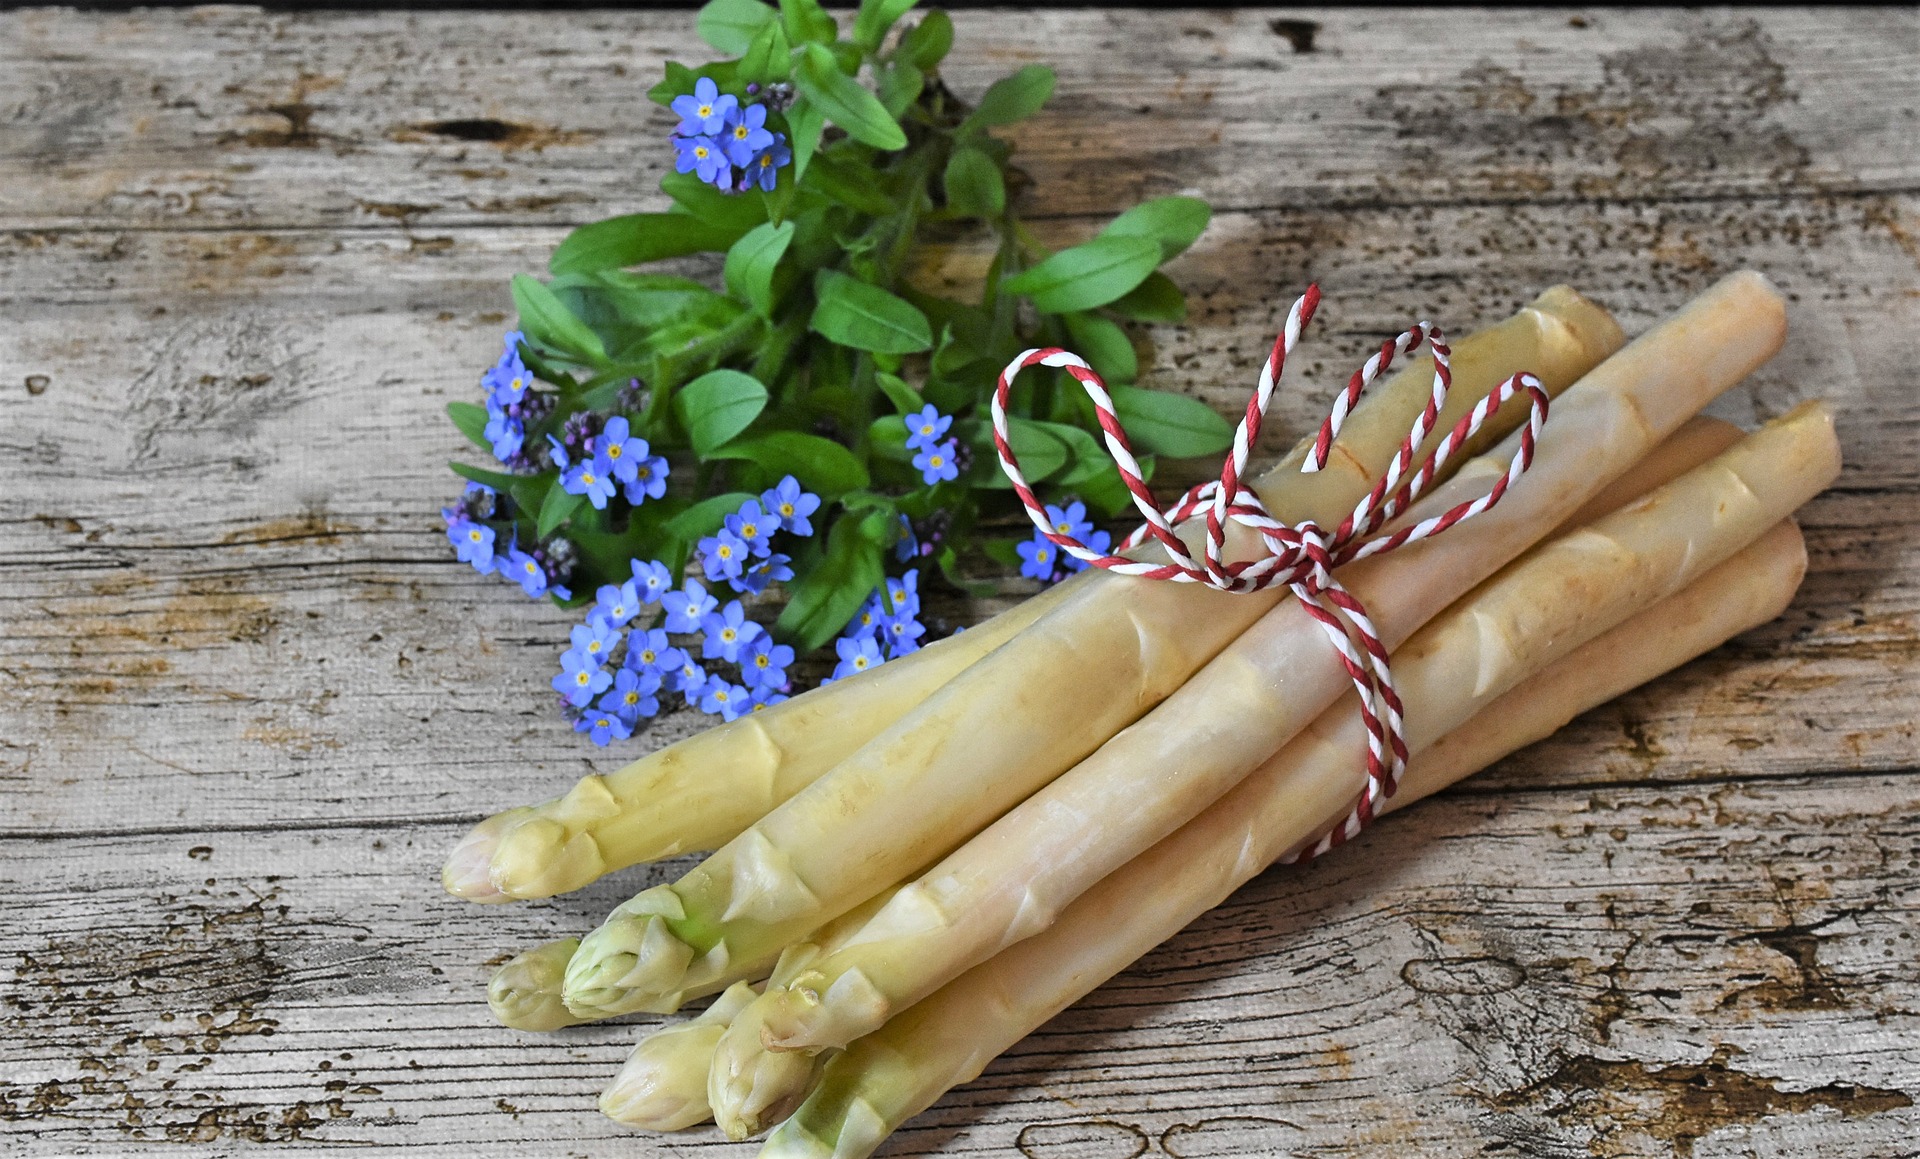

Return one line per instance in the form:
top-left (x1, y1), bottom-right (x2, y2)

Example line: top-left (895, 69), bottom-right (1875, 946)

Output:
top-left (735, 125), bottom-right (749, 140)
top-left (694, 145), bottom-right (709, 159)
top-left (574, 672), bottom-right (590, 687)
top-left (717, 545), bottom-right (733, 560)
top-left (929, 454), bottom-right (945, 468)
top-left (638, 465), bottom-right (652, 479)
top-left (759, 154), bottom-right (774, 169)
top-left (714, 689), bottom-right (730, 702)
top-left (639, 648), bottom-right (655, 664)
top-left (624, 692), bottom-right (639, 706)
top-left (607, 444), bottom-right (622, 459)
top-left (741, 525), bottom-right (757, 539)
top-left (468, 529), bottom-right (483, 542)
top-left (754, 655), bottom-right (769, 669)
top-left (721, 628), bottom-right (737, 643)
top-left (779, 503), bottom-right (794, 517)
top-left (853, 656), bottom-right (869, 670)
top-left (698, 103), bottom-right (713, 118)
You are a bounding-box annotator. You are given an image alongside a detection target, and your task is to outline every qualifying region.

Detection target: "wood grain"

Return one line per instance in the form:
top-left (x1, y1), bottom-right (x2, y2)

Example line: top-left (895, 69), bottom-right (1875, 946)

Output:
top-left (2, 6), bottom-right (1916, 1156)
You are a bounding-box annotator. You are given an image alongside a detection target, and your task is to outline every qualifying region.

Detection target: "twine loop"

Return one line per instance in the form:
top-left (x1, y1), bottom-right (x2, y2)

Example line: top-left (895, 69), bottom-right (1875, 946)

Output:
top-left (991, 285), bottom-right (1550, 860)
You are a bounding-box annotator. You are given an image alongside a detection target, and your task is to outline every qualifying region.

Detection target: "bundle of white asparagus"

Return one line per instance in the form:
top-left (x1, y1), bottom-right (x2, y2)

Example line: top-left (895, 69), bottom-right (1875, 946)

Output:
top-left (445, 271), bottom-right (1837, 1155)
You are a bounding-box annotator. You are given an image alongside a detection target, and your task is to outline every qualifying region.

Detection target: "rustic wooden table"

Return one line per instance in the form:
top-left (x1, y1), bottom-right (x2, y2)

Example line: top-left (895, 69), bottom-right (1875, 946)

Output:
top-left (3, 6), bottom-right (1917, 1156)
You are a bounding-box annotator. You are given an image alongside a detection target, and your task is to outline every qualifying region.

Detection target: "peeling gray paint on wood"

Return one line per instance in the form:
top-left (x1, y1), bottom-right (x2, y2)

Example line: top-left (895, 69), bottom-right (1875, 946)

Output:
top-left (1, 7), bottom-right (1917, 1156)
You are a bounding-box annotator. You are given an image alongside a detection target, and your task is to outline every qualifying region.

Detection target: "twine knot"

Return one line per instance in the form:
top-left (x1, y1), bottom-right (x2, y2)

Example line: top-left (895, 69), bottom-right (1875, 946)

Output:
top-left (991, 286), bottom-right (1550, 860)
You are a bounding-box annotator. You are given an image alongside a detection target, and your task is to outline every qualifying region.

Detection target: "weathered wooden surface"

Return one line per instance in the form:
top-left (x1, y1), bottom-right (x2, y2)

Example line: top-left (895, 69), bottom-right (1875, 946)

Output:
top-left (2, 6), bottom-right (1917, 1156)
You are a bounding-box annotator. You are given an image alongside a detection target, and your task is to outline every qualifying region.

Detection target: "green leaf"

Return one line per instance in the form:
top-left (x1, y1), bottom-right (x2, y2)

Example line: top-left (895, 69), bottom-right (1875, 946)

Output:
top-left (662, 171), bottom-right (772, 233)
top-left (450, 461), bottom-right (520, 492)
top-left (877, 62), bottom-right (924, 120)
top-left (723, 221), bottom-right (795, 317)
top-left (707, 431), bottom-right (870, 498)
top-left (549, 212), bottom-right (742, 275)
top-left (537, 483), bottom-right (586, 539)
top-left (794, 44), bottom-right (907, 151)
top-left (665, 491), bottom-right (757, 542)
top-left (1099, 196), bottom-right (1211, 263)
top-left (960, 65), bottom-right (1055, 132)
top-left (512, 274), bottom-right (609, 365)
top-left (866, 414), bottom-right (913, 462)
top-left (875, 371), bottom-right (925, 415)
top-left (1110, 384), bottom-right (1233, 458)
top-left (854, 0), bottom-right (919, 51)
top-left (1030, 418), bottom-right (1114, 487)
top-left (961, 417), bottom-right (1067, 488)
top-left (1061, 312), bottom-right (1137, 383)
top-left (943, 145), bottom-right (1005, 217)
top-left (810, 269), bottom-right (933, 354)
top-left (650, 62), bottom-right (698, 108)
top-left (1001, 234), bottom-right (1161, 314)
top-left (1074, 456), bottom-right (1150, 520)
top-left (674, 369), bottom-right (771, 455)
top-left (780, 0), bottom-right (838, 44)
top-left (737, 17), bottom-right (793, 84)
top-left (776, 514), bottom-right (887, 651)
top-left (784, 97), bottom-right (828, 183)
top-left (1106, 271), bottom-right (1187, 323)
top-left (897, 9), bottom-right (952, 69)
top-left (697, 0), bottom-right (777, 54)
top-left (803, 150), bottom-right (898, 216)
top-left (447, 401), bottom-right (491, 451)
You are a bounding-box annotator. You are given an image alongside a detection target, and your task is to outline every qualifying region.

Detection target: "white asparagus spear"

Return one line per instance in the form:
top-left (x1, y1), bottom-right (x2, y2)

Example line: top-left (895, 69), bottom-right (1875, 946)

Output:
top-left (560, 272), bottom-right (1781, 1023)
top-left (558, 285), bottom-right (1646, 1019)
top-left (758, 512), bottom-right (1815, 1159)
top-left (446, 287), bottom-right (1622, 904)
top-left (757, 394), bottom-right (1828, 1053)
top-left (700, 412), bottom-right (1742, 1117)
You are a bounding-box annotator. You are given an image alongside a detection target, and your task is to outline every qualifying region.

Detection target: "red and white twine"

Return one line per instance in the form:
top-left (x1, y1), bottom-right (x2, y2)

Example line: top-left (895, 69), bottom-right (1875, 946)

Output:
top-left (991, 285), bottom-right (1550, 861)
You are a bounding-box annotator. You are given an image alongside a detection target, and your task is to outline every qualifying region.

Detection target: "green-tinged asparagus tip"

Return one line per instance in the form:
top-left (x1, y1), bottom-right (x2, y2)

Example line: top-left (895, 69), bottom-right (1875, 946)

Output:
top-left (487, 939), bottom-right (585, 1031)
top-left (562, 904), bottom-right (699, 1018)
top-left (599, 1023), bottom-right (726, 1131)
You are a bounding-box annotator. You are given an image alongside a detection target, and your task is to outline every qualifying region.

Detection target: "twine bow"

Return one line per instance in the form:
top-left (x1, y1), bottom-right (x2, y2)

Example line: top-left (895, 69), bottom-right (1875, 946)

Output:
top-left (991, 285), bottom-right (1549, 860)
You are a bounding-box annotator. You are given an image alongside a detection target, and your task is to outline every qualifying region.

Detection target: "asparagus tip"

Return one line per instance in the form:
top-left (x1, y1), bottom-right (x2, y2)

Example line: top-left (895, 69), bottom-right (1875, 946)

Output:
top-left (490, 815), bottom-right (607, 900)
top-left (487, 939), bottom-right (586, 1031)
top-left (599, 1024), bottom-right (723, 1131)
top-left (441, 812), bottom-right (515, 902)
top-left (562, 895), bottom-right (701, 1018)
top-left (758, 967), bottom-right (891, 1054)
top-left (708, 990), bottom-right (826, 1141)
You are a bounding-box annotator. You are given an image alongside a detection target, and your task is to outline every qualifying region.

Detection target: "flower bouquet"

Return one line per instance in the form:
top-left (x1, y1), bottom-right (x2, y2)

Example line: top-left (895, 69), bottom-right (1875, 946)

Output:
top-left (435, 3), bottom-right (1839, 1156)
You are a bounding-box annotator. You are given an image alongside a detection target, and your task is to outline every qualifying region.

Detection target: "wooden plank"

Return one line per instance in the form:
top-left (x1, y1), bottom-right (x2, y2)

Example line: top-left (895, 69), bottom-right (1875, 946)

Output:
top-left (0, 9), bottom-right (1915, 231)
top-left (3, 774), bottom-right (1916, 1154)
top-left (2, 196), bottom-right (1917, 833)
top-left (3, 7), bottom-right (1918, 1156)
